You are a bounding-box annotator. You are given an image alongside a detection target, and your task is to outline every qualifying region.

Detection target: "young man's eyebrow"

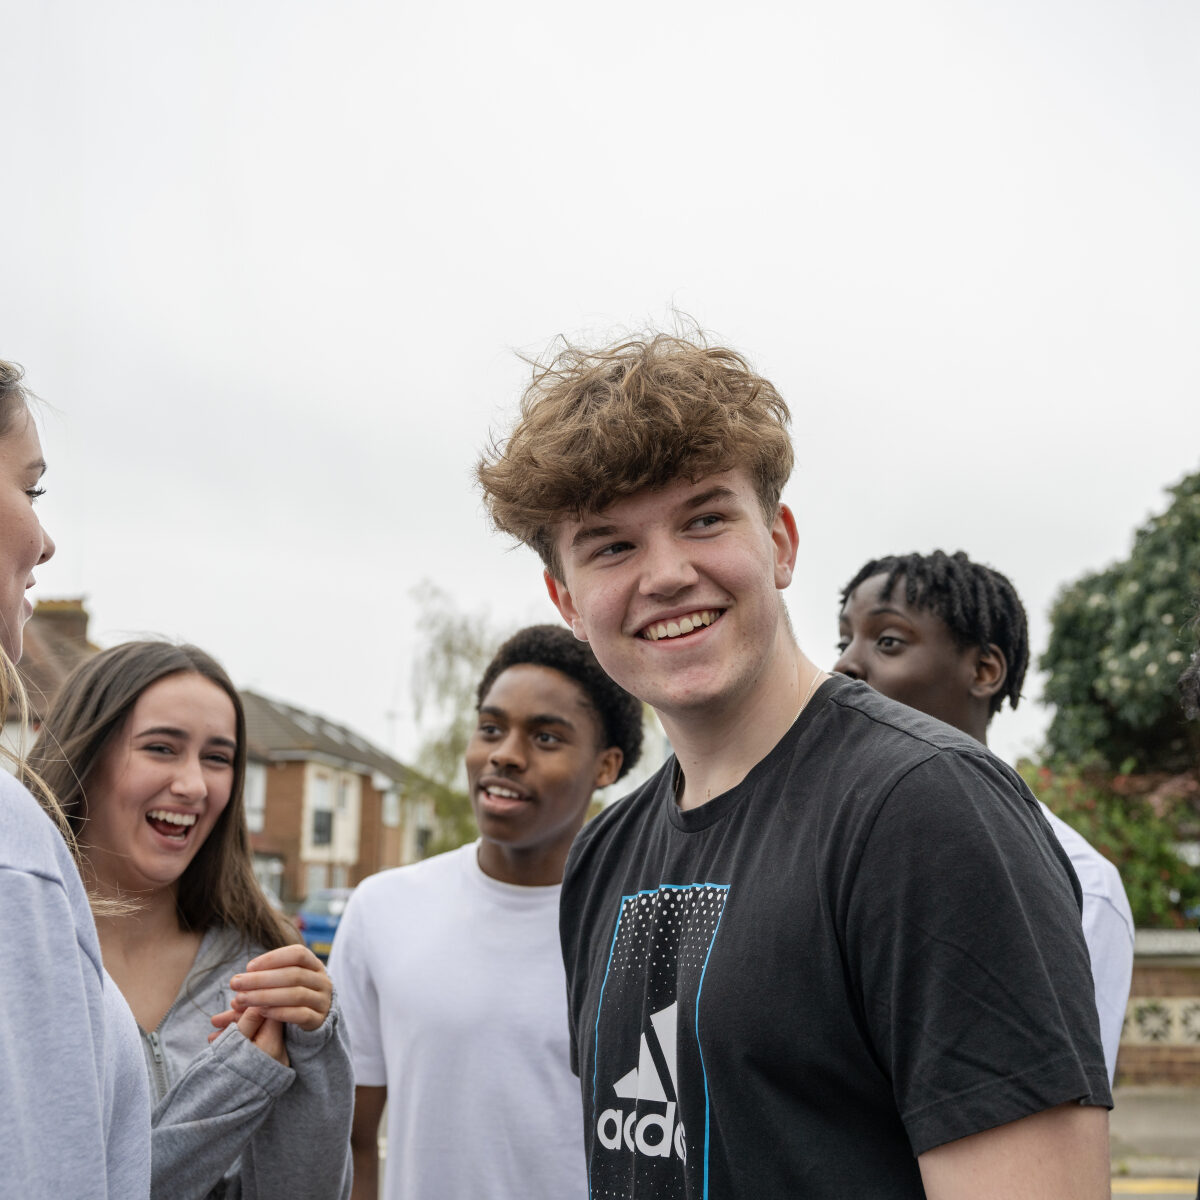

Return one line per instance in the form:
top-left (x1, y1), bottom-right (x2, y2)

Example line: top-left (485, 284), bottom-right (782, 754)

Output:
top-left (528, 713), bottom-right (576, 731)
top-left (569, 524), bottom-right (619, 552)
top-left (478, 705), bottom-right (575, 731)
top-left (570, 486), bottom-right (740, 553)
top-left (681, 485), bottom-right (737, 510)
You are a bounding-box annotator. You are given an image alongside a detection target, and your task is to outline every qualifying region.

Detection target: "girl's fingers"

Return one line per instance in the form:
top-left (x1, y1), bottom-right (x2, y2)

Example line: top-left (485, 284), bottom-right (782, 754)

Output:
top-left (243, 1005), bottom-right (328, 1031)
top-left (235, 1007), bottom-right (266, 1041)
top-left (230, 966), bottom-right (332, 996)
top-left (249, 1016), bottom-right (289, 1067)
top-left (231, 985), bottom-right (330, 1030)
top-left (243, 944), bottom-right (326, 973)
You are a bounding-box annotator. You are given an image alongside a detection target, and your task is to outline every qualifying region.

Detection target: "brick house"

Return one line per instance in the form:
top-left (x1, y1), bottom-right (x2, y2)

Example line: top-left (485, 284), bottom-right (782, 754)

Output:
top-left (241, 691), bottom-right (438, 903)
top-left (1, 598), bottom-right (96, 758)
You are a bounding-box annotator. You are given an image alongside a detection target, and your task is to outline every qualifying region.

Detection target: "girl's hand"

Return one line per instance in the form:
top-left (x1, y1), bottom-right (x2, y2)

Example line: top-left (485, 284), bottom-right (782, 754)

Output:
top-left (209, 1006), bottom-right (290, 1067)
top-left (228, 944), bottom-right (333, 1033)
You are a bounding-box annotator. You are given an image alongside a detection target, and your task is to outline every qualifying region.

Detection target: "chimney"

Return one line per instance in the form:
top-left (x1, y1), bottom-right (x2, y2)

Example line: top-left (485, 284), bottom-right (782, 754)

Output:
top-left (31, 598), bottom-right (91, 647)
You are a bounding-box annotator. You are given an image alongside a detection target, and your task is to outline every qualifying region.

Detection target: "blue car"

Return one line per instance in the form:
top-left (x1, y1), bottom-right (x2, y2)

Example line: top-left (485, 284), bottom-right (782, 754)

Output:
top-left (296, 887), bottom-right (354, 961)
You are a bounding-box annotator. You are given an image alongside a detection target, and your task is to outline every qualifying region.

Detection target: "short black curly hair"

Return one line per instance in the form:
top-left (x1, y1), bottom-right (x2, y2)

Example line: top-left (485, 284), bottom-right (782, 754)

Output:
top-left (839, 550), bottom-right (1028, 718)
top-left (475, 625), bottom-right (644, 780)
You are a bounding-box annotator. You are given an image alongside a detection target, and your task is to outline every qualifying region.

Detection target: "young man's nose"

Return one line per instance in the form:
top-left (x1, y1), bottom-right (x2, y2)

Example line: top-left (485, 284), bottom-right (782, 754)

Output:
top-left (488, 733), bottom-right (526, 771)
top-left (637, 534), bottom-right (700, 597)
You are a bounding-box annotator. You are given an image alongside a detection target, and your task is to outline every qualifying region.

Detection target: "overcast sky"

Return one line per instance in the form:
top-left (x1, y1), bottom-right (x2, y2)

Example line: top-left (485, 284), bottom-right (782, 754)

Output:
top-left (3, 0), bottom-right (1198, 775)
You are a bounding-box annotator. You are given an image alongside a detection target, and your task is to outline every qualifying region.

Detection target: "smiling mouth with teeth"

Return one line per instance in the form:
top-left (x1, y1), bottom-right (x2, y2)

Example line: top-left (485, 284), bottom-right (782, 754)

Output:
top-left (146, 809), bottom-right (198, 839)
top-left (639, 609), bottom-right (722, 642)
top-left (483, 785), bottom-right (524, 801)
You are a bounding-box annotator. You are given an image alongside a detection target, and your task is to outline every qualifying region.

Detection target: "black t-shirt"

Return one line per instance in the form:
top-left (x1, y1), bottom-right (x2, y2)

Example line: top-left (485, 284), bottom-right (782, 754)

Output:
top-left (560, 677), bottom-right (1110, 1199)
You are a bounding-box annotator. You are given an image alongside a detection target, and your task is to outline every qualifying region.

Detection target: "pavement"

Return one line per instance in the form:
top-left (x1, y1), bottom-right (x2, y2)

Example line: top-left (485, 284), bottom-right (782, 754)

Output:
top-left (1111, 1086), bottom-right (1198, 1194)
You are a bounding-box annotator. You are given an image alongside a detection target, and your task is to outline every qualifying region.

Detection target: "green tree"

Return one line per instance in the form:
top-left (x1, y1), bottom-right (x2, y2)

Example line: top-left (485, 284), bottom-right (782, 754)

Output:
top-left (1021, 763), bottom-right (1200, 928)
top-left (1041, 468), bottom-right (1200, 774)
top-left (408, 583), bottom-right (502, 855)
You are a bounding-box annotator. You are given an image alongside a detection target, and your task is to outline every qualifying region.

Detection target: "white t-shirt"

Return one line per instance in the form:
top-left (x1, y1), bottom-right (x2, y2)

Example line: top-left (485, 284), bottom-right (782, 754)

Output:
top-left (1039, 801), bottom-right (1135, 1083)
top-left (328, 842), bottom-right (587, 1200)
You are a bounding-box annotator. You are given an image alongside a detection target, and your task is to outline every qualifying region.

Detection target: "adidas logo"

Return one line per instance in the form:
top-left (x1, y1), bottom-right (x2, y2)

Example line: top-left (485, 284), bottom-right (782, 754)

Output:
top-left (596, 1002), bottom-right (687, 1162)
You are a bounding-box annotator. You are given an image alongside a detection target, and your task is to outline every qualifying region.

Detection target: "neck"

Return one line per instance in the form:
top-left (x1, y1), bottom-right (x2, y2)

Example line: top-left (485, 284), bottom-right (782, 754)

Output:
top-left (476, 836), bottom-right (573, 888)
top-left (89, 867), bottom-right (184, 955)
top-left (961, 706), bottom-right (991, 746)
top-left (661, 637), bottom-right (826, 811)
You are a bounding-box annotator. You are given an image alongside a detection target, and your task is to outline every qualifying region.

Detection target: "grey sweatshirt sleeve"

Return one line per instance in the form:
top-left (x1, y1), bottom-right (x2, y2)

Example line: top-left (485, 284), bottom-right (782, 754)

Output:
top-left (235, 993), bottom-right (355, 1200)
top-left (150, 1023), bottom-right (295, 1200)
top-left (0, 779), bottom-right (151, 1200)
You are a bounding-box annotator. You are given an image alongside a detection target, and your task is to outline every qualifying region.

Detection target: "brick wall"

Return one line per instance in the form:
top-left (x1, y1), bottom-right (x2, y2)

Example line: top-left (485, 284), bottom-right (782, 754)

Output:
top-left (251, 761), bottom-right (307, 902)
top-left (1116, 933), bottom-right (1200, 1085)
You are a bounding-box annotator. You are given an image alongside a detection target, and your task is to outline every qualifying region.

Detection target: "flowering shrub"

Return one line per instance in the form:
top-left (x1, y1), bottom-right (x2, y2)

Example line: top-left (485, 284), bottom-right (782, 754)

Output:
top-left (1021, 762), bottom-right (1200, 928)
top-left (1041, 468), bottom-right (1200, 774)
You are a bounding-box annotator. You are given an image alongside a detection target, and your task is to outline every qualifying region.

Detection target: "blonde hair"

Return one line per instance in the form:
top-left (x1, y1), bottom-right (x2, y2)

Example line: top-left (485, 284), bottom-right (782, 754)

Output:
top-left (477, 329), bottom-right (794, 578)
top-left (0, 360), bottom-right (78, 852)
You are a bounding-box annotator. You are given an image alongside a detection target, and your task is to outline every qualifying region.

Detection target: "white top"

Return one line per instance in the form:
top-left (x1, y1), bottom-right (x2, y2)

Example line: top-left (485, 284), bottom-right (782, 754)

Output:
top-left (1039, 801), bottom-right (1135, 1083)
top-left (0, 772), bottom-right (151, 1198)
top-left (328, 842), bottom-right (587, 1200)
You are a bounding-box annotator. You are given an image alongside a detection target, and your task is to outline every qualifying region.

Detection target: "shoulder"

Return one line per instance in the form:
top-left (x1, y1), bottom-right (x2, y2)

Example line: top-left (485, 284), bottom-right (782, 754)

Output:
top-left (1037, 803), bottom-right (1128, 900)
top-left (349, 843), bottom-right (473, 911)
top-left (0, 773), bottom-right (105, 980)
top-left (0, 771), bottom-right (76, 881)
top-left (824, 677), bottom-right (986, 761)
top-left (808, 682), bottom-right (1053, 862)
top-left (570, 764), bottom-right (671, 861)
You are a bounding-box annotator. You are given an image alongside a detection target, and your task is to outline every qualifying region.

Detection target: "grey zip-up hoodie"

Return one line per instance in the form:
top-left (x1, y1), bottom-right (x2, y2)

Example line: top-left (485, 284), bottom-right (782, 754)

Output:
top-left (145, 925), bottom-right (353, 1200)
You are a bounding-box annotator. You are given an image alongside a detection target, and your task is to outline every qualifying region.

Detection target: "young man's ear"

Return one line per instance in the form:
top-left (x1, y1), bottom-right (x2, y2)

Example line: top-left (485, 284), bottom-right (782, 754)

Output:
top-left (545, 571), bottom-right (589, 642)
top-left (594, 747), bottom-right (623, 791)
top-left (772, 504), bottom-right (801, 590)
top-left (969, 644), bottom-right (1008, 702)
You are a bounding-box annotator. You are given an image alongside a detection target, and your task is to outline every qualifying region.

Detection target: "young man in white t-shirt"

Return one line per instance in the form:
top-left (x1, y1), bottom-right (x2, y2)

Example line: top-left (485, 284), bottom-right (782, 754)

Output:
top-left (329, 624), bottom-right (643, 1200)
top-left (834, 549), bottom-right (1134, 1082)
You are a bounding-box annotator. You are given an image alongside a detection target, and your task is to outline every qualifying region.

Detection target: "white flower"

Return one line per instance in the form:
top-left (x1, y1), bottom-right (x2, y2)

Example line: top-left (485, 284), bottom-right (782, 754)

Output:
top-left (1162, 613), bottom-right (1176, 625)
top-left (1130, 642), bottom-right (1148, 659)
top-left (1146, 662), bottom-right (1159, 676)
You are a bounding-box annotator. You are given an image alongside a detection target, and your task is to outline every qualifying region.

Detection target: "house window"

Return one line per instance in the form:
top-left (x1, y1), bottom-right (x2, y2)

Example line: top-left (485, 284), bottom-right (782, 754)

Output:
top-left (416, 827), bottom-right (433, 858)
top-left (312, 809), bottom-right (333, 847)
top-left (312, 770), bottom-right (334, 846)
top-left (252, 854), bottom-right (284, 904)
top-left (305, 863), bottom-right (327, 897)
top-left (382, 790), bottom-right (401, 828)
top-left (330, 865), bottom-right (348, 888)
top-left (244, 762), bottom-right (267, 834)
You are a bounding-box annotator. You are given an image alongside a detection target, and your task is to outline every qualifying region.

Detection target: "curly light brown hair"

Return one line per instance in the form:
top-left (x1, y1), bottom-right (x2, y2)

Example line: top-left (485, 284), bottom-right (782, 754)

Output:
top-left (477, 330), bottom-right (794, 578)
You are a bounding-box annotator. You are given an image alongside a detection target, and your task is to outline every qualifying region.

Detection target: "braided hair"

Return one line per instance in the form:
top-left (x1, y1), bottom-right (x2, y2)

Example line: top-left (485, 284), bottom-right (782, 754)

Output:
top-left (476, 625), bottom-right (644, 780)
top-left (839, 550), bottom-right (1029, 717)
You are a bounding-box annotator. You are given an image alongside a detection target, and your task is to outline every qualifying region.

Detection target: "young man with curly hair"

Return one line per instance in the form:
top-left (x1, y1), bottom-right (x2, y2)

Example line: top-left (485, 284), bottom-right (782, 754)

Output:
top-left (478, 331), bottom-right (1111, 1199)
top-left (834, 549), bottom-right (1134, 1083)
top-left (329, 625), bottom-right (642, 1200)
